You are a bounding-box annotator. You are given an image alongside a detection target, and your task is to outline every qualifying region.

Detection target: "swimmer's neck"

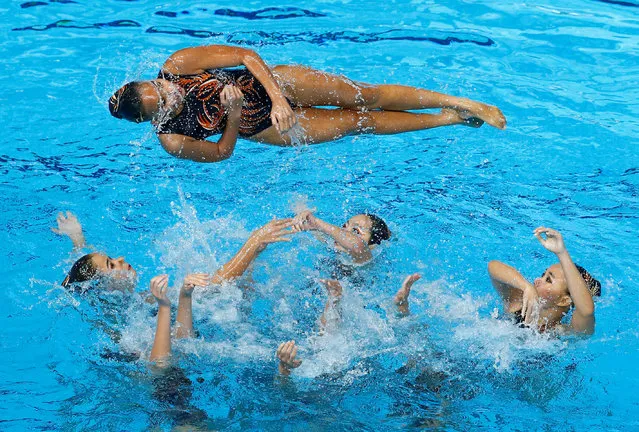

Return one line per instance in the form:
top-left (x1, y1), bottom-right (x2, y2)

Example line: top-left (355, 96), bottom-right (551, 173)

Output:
top-left (535, 306), bottom-right (565, 332)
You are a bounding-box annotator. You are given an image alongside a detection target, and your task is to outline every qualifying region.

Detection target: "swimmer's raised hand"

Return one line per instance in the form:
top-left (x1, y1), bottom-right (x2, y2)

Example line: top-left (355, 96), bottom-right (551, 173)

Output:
top-left (270, 97), bottom-right (297, 135)
top-left (276, 340), bottom-right (302, 375)
top-left (319, 279), bottom-right (343, 298)
top-left (394, 273), bottom-right (421, 305)
top-left (291, 210), bottom-right (317, 232)
top-left (51, 211), bottom-right (86, 248)
top-left (180, 273), bottom-right (211, 297)
top-left (150, 274), bottom-right (170, 307)
top-left (220, 85), bottom-right (243, 118)
top-left (250, 218), bottom-right (294, 252)
top-left (534, 227), bottom-right (567, 256)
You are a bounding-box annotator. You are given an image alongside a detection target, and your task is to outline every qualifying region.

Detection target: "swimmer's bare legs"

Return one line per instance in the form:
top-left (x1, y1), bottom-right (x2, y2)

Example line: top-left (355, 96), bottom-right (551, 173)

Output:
top-left (251, 107), bottom-right (480, 146)
top-left (394, 273), bottom-right (421, 316)
top-left (319, 279), bottom-right (344, 329)
top-left (272, 65), bottom-right (506, 130)
top-left (276, 340), bottom-right (302, 375)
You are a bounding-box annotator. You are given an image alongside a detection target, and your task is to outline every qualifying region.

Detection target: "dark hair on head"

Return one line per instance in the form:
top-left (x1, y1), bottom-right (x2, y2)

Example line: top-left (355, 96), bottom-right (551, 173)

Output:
top-left (109, 82), bottom-right (145, 122)
top-left (62, 253), bottom-right (99, 290)
top-left (575, 264), bottom-right (601, 297)
top-left (365, 214), bottom-right (391, 245)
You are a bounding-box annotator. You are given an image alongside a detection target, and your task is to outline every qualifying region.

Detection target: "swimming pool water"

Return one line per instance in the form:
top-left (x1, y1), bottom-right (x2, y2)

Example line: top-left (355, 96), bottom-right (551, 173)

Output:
top-left (2, 0), bottom-right (639, 430)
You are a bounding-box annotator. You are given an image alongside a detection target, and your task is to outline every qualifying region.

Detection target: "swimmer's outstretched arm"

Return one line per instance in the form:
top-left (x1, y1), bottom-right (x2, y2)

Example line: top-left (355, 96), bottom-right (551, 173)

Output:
top-left (487, 260), bottom-right (539, 323)
top-left (158, 86), bottom-right (243, 163)
top-left (162, 45), bottom-right (295, 133)
top-left (293, 211), bottom-right (372, 264)
top-left (209, 218), bottom-right (294, 284)
top-left (393, 273), bottom-right (421, 316)
top-left (276, 340), bottom-right (302, 376)
top-left (149, 275), bottom-right (172, 362)
top-left (51, 211), bottom-right (86, 250)
top-left (534, 227), bottom-right (595, 334)
top-left (175, 273), bottom-right (210, 339)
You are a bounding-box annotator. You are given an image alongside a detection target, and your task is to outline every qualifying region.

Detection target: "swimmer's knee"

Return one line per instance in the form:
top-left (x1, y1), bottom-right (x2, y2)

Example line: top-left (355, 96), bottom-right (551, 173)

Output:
top-left (355, 112), bottom-right (376, 133)
top-left (358, 85), bottom-right (381, 109)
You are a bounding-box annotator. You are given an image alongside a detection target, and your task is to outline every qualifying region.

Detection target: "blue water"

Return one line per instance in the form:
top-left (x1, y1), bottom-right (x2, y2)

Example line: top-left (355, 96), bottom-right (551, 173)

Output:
top-left (2, 0), bottom-right (639, 430)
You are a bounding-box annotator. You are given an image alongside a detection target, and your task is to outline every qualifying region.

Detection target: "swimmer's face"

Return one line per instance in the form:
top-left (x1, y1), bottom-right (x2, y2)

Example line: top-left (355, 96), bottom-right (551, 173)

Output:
top-left (136, 80), bottom-right (184, 123)
top-left (342, 214), bottom-right (373, 246)
top-left (534, 264), bottom-right (571, 307)
top-left (91, 253), bottom-right (137, 292)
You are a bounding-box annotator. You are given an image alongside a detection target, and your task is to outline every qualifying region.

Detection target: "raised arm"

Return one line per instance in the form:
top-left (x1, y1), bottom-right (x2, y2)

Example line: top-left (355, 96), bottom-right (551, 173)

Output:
top-left (487, 260), bottom-right (539, 323)
top-left (394, 273), bottom-right (421, 316)
top-left (162, 45), bottom-right (295, 133)
top-left (293, 211), bottom-right (372, 264)
top-left (534, 227), bottom-right (595, 334)
top-left (158, 85), bottom-right (242, 163)
top-left (318, 279), bottom-right (343, 329)
top-left (51, 211), bottom-right (86, 250)
top-left (276, 340), bottom-right (302, 376)
top-left (210, 218), bottom-right (293, 284)
top-left (149, 275), bottom-right (172, 362)
top-left (175, 273), bottom-right (210, 339)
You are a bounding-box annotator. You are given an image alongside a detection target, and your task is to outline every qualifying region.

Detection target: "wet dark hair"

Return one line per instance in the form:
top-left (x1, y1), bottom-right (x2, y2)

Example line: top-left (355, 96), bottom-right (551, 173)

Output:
top-left (109, 82), bottom-right (145, 122)
top-left (575, 264), bottom-right (601, 297)
top-left (62, 253), bottom-right (99, 290)
top-left (365, 214), bottom-right (391, 245)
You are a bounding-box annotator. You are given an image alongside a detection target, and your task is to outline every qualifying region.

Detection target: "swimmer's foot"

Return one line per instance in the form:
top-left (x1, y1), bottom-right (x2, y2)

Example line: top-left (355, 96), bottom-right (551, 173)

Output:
top-left (441, 108), bottom-right (484, 128)
top-left (452, 99), bottom-right (507, 130)
top-left (458, 111), bottom-right (485, 128)
top-left (276, 340), bottom-right (302, 376)
top-left (394, 273), bottom-right (421, 306)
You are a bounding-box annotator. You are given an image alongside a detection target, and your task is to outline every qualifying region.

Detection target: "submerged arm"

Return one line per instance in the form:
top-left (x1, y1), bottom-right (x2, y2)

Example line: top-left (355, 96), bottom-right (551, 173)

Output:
top-left (319, 279), bottom-right (343, 329)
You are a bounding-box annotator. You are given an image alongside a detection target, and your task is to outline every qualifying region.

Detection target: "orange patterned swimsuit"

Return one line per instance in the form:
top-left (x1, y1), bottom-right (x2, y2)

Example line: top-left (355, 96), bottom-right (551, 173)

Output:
top-left (156, 68), bottom-right (276, 139)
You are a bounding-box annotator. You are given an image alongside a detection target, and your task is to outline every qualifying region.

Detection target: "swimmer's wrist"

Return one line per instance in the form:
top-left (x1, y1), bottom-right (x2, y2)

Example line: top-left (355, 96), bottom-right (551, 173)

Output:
top-left (278, 362), bottom-right (291, 375)
top-left (556, 250), bottom-right (571, 261)
top-left (227, 110), bottom-right (242, 121)
top-left (69, 233), bottom-right (86, 247)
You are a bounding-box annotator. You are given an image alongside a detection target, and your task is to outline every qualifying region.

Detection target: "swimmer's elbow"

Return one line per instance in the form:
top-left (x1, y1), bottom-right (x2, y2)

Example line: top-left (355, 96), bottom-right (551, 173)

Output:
top-left (488, 260), bottom-right (503, 276)
top-left (160, 137), bottom-right (228, 163)
top-left (578, 305), bottom-right (595, 318)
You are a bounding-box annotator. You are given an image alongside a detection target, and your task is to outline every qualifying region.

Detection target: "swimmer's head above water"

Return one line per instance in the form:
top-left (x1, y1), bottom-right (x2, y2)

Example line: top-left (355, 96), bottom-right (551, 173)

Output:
top-left (488, 226), bottom-right (601, 334)
top-left (342, 213), bottom-right (391, 246)
top-left (109, 80), bottom-right (184, 124)
top-left (534, 263), bottom-right (601, 310)
top-left (62, 252), bottom-right (137, 293)
top-left (292, 210), bottom-right (391, 264)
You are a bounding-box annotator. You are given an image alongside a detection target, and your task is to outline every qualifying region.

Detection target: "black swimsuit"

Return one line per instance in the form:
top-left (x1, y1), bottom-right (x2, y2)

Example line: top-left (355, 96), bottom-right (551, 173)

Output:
top-left (156, 68), bottom-right (275, 139)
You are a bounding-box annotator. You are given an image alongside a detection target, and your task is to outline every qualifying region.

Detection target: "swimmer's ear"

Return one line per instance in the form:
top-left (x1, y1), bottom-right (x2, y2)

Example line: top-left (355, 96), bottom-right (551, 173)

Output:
top-left (557, 295), bottom-right (572, 308)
